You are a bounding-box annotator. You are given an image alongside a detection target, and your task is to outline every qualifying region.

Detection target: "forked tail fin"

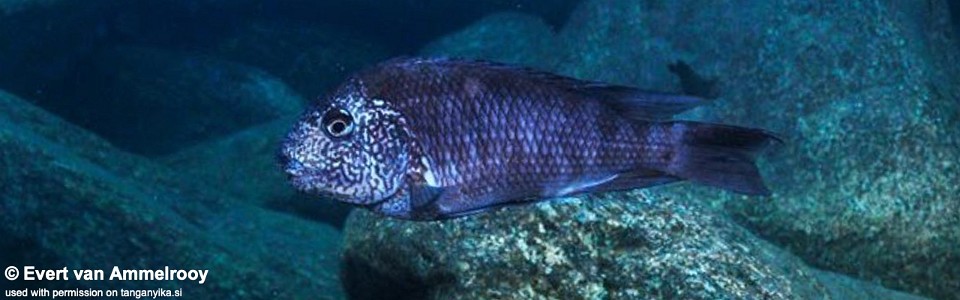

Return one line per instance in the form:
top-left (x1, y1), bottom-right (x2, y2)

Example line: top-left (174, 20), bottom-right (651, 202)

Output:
top-left (660, 121), bottom-right (780, 195)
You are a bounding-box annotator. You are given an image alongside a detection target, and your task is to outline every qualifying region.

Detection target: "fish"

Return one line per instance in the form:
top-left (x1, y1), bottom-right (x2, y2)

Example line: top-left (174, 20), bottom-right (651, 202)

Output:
top-left (279, 57), bottom-right (779, 221)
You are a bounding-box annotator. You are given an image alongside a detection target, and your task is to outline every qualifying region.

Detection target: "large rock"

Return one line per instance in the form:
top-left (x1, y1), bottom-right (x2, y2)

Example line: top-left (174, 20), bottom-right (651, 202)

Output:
top-left (60, 46), bottom-right (304, 156)
top-left (161, 119), bottom-right (354, 228)
top-left (342, 192), bottom-right (926, 300)
top-left (422, 0), bottom-right (960, 298)
top-left (0, 90), bottom-right (343, 299)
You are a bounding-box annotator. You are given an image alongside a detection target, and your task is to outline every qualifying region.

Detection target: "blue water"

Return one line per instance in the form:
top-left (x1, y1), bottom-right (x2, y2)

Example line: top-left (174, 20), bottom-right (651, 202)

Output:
top-left (1, 1), bottom-right (958, 299)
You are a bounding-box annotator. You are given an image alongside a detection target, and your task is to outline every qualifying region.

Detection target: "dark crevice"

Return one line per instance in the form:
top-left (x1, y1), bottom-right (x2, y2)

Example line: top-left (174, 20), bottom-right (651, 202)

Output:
top-left (264, 195), bottom-right (354, 229)
top-left (0, 235), bottom-right (68, 291)
top-left (341, 254), bottom-right (431, 300)
top-left (952, 0), bottom-right (960, 47)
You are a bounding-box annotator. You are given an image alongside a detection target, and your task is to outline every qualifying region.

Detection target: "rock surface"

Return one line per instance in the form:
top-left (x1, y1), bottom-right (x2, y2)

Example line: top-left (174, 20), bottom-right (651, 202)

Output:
top-left (0, 90), bottom-right (344, 299)
top-left (62, 46), bottom-right (304, 156)
top-left (342, 192), bottom-right (927, 300)
top-left (419, 1), bottom-right (960, 298)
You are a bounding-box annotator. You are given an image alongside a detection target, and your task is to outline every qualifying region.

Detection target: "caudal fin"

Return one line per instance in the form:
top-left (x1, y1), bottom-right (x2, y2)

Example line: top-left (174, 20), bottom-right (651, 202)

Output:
top-left (661, 122), bottom-right (780, 195)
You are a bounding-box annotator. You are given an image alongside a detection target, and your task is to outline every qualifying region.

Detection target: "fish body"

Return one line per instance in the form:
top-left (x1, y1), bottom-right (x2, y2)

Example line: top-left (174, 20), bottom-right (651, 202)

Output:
top-left (280, 57), bottom-right (778, 220)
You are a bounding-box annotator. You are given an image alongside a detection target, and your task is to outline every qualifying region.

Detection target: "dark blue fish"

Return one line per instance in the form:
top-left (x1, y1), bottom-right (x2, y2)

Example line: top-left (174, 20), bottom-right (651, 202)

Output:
top-left (279, 57), bottom-right (778, 221)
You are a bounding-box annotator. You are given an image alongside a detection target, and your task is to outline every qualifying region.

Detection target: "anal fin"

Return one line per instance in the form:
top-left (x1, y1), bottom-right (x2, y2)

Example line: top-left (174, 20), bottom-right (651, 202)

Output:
top-left (553, 174), bottom-right (620, 197)
top-left (586, 169), bottom-right (681, 194)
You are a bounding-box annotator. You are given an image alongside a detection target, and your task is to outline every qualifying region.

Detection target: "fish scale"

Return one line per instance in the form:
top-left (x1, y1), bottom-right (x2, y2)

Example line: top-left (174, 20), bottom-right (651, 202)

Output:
top-left (280, 57), bottom-right (779, 220)
top-left (393, 68), bottom-right (640, 202)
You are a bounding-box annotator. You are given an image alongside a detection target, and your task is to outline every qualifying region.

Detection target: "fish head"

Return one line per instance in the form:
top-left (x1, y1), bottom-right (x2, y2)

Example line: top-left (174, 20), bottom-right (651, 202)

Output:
top-left (279, 79), bottom-right (411, 205)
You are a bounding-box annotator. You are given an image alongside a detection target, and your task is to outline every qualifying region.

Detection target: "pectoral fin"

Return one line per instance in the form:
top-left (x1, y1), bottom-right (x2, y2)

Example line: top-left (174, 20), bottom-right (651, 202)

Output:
top-left (409, 184), bottom-right (447, 209)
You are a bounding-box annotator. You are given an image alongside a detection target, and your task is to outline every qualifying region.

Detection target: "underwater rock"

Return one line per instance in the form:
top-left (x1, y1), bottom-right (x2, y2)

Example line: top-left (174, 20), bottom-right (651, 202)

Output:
top-left (211, 21), bottom-right (391, 100)
top-left (161, 119), bottom-right (354, 228)
top-left (341, 192), bottom-right (927, 300)
top-left (0, 90), bottom-right (344, 299)
top-left (424, 0), bottom-right (960, 298)
top-left (62, 46), bottom-right (304, 156)
top-left (557, 1), bottom-right (691, 93)
top-left (599, 1), bottom-right (960, 298)
top-left (160, 120), bottom-right (295, 205)
top-left (420, 12), bottom-right (561, 71)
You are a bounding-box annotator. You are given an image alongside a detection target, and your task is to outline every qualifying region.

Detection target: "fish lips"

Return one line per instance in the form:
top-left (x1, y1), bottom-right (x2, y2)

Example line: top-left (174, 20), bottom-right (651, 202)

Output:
top-left (280, 159), bottom-right (325, 193)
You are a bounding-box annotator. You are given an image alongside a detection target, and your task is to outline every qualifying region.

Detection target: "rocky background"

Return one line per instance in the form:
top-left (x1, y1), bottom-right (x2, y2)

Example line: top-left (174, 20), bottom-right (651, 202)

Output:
top-left (1, 0), bottom-right (958, 299)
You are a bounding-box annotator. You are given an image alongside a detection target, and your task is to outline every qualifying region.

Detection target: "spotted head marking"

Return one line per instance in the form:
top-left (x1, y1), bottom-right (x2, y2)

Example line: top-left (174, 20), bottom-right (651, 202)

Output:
top-left (279, 78), bottom-right (411, 205)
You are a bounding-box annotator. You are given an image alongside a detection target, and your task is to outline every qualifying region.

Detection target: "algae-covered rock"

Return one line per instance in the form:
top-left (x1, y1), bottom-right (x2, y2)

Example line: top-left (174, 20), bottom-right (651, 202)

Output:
top-left (342, 192), bottom-right (926, 300)
top-left (0, 90), bottom-right (343, 299)
top-left (424, 0), bottom-right (960, 297)
top-left (161, 119), bottom-right (354, 228)
top-left (590, 1), bottom-right (960, 298)
top-left (62, 46), bottom-right (304, 156)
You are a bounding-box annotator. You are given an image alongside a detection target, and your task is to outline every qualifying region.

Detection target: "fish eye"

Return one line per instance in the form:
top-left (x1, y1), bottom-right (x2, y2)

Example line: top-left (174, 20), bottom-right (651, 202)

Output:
top-left (321, 108), bottom-right (354, 138)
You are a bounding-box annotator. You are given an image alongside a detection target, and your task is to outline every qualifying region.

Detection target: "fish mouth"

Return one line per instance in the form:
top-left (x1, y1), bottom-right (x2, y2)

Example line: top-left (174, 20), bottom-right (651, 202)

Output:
top-left (278, 151), bottom-right (357, 201)
top-left (281, 159), bottom-right (320, 191)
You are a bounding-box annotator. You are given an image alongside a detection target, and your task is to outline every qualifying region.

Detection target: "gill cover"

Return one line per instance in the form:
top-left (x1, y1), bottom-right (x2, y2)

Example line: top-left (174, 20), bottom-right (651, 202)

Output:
top-left (280, 79), bottom-right (411, 205)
